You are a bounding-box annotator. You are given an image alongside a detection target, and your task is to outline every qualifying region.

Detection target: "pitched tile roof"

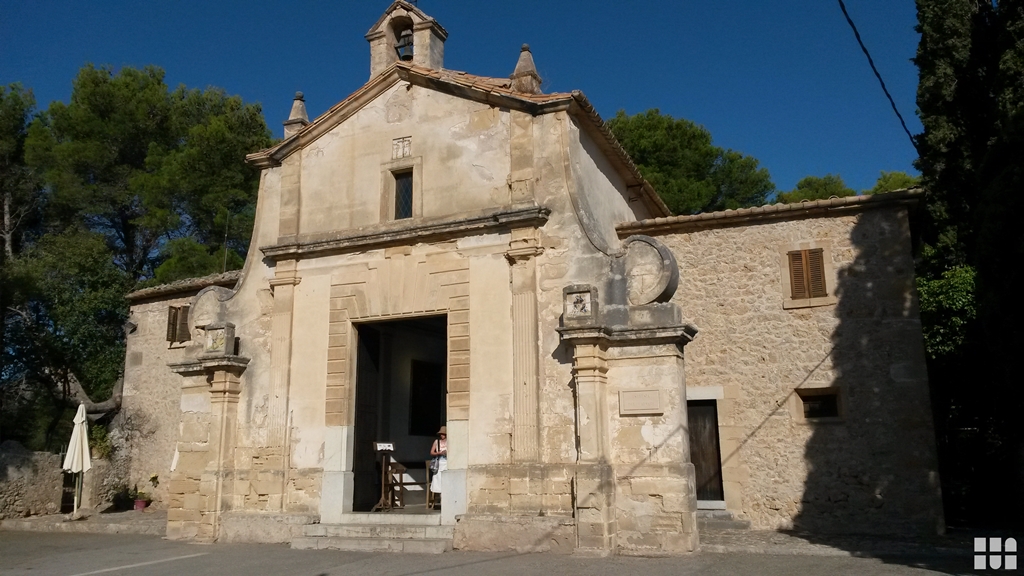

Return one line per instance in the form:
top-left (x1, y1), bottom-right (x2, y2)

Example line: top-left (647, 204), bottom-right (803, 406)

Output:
top-left (126, 270), bottom-right (241, 302)
top-left (616, 189), bottom-right (923, 236)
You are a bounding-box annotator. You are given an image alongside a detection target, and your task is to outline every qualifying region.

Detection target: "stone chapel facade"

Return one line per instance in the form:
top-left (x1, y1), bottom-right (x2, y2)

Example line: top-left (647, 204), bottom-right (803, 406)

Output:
top-left (119, 2), bottom-right (943, 554)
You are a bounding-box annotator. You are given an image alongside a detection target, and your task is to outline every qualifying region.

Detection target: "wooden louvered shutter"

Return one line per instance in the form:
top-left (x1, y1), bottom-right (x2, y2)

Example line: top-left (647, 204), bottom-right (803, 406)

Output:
top-left (166, 307), bottom-right (179, 342)
top-left (177, 305), bottom-right (191, 342)
top-left (807, 248), bottom-right (827, 298)
top-left (788, 251), bottom-right (808, 300)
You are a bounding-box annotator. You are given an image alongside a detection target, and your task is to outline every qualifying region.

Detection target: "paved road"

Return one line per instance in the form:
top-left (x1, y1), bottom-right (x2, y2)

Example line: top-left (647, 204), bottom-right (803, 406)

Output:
top-left (0, 531), bottom-right (973, 576)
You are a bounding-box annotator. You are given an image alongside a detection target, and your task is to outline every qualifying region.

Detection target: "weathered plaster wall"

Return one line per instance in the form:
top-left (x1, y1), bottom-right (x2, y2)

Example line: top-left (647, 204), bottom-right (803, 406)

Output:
top-left (567, 118), bottom-right (652, 253)
top-left (656, 208), bottom-right (942, 534)
top-left (296, 82), bottom-right (512, 235)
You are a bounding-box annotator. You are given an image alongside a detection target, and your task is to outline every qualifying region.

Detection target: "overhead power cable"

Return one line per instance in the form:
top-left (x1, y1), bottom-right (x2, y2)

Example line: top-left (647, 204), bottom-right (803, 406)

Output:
top-left (836, 0), bottom-right (920, 154)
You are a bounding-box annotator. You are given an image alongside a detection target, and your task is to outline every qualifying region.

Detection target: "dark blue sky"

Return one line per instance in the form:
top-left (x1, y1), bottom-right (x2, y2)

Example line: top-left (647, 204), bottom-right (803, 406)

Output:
top-left (0, 0), bottom-right (921, 193)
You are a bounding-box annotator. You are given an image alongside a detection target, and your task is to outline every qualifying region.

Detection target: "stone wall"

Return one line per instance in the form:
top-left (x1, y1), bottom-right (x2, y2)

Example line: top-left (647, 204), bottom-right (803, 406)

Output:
top-left (0, 441), bottom-right (62, 519)
top-left (122, 293), bottom-right (208, 506)
top-left (654, 206), bottom-right (943, 534)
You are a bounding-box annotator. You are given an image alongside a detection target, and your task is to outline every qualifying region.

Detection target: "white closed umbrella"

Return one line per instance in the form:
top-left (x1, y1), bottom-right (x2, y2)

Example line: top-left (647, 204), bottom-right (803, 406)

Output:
top-left (62, 404), bottom-right (92, 514)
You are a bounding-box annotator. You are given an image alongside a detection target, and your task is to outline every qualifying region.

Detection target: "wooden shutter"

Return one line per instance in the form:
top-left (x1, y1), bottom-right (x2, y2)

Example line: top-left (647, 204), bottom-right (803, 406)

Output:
top-left (788, 249), bottom-right (828, 300)
top-left (788, 251), bottom-right (808, 300)
top-left (177, 305), bottom-right (191, 342)
top-left (166, 307), bottom-right (178, 342)
top-left (807, 248), bottom-right (827, 298)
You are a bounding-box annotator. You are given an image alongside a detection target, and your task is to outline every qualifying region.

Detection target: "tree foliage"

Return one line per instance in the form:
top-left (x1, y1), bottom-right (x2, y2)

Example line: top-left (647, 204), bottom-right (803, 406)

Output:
top-left (25, 65), bottom-right (272, 282)
top-left (777, 174), bottom-right (856, 203)
top-left (607, 109), bottom-right (776, 214)
top-left (866, 170), bottom-right (920, 194)
top-left (914, 0), bottom-right (1024, 527)
top-left (1, 67), bottom-right (272, 449)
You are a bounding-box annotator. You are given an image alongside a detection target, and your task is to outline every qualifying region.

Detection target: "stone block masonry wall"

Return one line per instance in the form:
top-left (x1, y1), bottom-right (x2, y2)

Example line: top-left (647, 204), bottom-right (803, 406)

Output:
top-left (656, 207), bottom-right (943, 534)
top-left (0, 441), bottom-right (62, 519)
top-left (122, 295), bottom-right (203, 506)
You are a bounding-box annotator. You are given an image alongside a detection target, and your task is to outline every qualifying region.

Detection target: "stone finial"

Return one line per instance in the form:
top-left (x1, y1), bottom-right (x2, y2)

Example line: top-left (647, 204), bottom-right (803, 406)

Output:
top-left (283, 92), bottom-right (309, 139)
top-left (510, 44), bottom-right (542, 95)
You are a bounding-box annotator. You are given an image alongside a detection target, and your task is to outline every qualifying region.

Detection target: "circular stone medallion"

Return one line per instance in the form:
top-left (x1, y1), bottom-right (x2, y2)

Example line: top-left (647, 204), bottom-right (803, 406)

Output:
top-left (622, 235), bottom-right (679, 305)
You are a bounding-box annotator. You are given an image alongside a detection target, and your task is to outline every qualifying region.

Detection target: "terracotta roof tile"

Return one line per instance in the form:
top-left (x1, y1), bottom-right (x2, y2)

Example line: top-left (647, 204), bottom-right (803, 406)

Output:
top-left (616, 189), bottom-right (924, 235)
top-left (126, 270), bottom-right (241, 302)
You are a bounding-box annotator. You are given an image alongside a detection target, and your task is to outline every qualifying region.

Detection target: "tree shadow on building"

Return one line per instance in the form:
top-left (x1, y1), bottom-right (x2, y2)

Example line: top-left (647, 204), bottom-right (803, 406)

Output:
top-left (786, 206), bottom-right (971, 574)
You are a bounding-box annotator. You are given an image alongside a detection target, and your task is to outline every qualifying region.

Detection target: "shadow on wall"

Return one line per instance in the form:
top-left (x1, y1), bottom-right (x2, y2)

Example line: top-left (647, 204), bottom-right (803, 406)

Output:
top-left (789, 209), bottom-right (968, 572)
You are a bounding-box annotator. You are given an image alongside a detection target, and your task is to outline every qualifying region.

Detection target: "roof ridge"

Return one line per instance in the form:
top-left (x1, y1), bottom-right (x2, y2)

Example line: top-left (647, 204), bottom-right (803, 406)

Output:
top-left (127, 270), bottom-right (241, 301)
top-left (616, 189), bottom-right (924, 234)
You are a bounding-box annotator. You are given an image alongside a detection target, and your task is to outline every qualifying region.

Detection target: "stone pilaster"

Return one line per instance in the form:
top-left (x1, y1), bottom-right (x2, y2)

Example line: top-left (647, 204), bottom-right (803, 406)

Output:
top-left (565, 336), bottom-right (616, 553)
top-left (560, 325), bottom-right (699, 555)
top-left (266, 261), bottom-right (301, 511)
top-left (507, 228), bottom-right (543, 462)
top-left (167, 355), bottom-right (249, 541)
top-left (205, 366), bottom-right (243, 540)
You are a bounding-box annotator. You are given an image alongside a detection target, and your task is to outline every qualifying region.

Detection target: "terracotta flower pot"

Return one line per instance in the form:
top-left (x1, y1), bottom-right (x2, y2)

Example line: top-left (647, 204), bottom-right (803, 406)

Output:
top-left (133, 499), bottom-right (147, 511)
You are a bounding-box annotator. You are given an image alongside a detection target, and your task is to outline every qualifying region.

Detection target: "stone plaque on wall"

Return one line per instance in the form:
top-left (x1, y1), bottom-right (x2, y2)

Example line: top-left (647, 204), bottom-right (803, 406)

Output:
top-left (561, 284), bottom-right (599, 327)
top-left (619, 389), bottom-right (663, 416)
top-left (201, 322), bottom-right (235, 357)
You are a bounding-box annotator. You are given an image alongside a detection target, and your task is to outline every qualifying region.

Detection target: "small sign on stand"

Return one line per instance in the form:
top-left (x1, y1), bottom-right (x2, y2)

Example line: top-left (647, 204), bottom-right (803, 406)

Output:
top-left (371, 441), bottom-right (406, 512)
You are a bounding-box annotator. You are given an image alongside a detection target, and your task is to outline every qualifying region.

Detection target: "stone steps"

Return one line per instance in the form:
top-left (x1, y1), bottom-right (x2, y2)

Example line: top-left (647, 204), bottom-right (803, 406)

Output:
top-left (302, 523), bottom-right (454, 539)
top-left (292, 519), bottom-right (453, 554)
top-left (292, 535), bottom-right (452, 554)
top-left (697, 509), bottom-right (751, 531)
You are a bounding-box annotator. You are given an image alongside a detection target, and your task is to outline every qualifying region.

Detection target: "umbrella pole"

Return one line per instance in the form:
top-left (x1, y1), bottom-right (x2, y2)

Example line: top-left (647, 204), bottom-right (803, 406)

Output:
top-left (74, 472), bottom-right (82, 515)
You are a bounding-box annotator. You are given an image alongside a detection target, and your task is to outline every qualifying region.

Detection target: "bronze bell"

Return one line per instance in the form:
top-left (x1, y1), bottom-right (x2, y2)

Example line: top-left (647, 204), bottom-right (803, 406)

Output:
top-left (395, 29), bottom-right (414, 61)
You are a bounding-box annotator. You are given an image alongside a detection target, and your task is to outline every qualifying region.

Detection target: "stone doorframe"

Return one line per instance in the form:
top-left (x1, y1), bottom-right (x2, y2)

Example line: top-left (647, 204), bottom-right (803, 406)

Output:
top-left (320, 255), bottom-right (470, 522)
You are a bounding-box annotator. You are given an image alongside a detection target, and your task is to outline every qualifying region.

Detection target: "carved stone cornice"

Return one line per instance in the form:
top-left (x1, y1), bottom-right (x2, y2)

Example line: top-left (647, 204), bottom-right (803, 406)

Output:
top-left (268, 276), bottom-right (301, 288)
top-left (260, 205), bottom-right (549, 261)
top-left (557, 324), bottom-right (698, 346)
top-left (168, 355), bottom-right (251, 376)
top-left (506, 243), bottom-right (544, 264)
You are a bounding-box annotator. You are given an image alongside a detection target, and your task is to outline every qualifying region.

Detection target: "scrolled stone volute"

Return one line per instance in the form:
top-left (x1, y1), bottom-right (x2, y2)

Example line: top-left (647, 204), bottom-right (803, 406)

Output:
top-left (190, 285), bottom-right (235, 336)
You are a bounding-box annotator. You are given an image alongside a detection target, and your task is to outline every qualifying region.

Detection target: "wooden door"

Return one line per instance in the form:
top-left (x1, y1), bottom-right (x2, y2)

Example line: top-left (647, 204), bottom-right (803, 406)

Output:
top-left (687, 400), bottom-right (724, 502)
top-left (352, 325), bottom-right (381, 511)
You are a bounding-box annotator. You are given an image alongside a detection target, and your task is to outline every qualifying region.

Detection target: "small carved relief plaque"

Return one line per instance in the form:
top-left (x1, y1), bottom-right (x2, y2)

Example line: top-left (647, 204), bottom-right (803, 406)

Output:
top-left (619, 389), bottom-right (663, 415)
top-left (201, 322), bottom-right (235, 357)
top-left (561, 284), bottom-right (599, 327)
top-left (392, 136), bottom-right (411, 159)
top-left (205, 328), bottom-right (226, 354)
top-left (565, 291), bottom-right (592, 318)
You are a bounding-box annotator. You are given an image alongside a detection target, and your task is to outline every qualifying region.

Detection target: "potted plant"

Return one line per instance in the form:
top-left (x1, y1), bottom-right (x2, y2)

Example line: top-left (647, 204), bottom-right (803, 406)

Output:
top-left (130, 486), bottom-right (149, 510)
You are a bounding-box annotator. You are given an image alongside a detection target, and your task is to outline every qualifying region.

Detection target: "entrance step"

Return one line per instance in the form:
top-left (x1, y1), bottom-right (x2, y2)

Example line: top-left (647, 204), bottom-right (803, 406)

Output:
top-left (291, 521), bottom-right (453, 554)
top-left (327, 512), bottom-right (443, 525)
top-left (292, 535), bottom-right (452, 553)
top-left (697, 509), bottom-right (751, 531)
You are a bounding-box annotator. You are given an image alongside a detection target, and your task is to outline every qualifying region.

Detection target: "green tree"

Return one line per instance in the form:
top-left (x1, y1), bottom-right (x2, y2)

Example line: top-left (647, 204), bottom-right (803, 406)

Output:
top-left (2, 230), bottom-right (129, 448)
top-left (866, 170), bottom-right (920, 194)
top-left (3, 66), bottom-right (273, 448)
top-left (777, 174), bottom-right (856, 203)
top-left (607, 109), bottom-right (775, 214)
top-left (0, 84), bottom-right (43, 443)
top-left (914, 0), bottom-right (1024, 527)
top-left (25, 65), bottom-right (273, 283)
top-left (0, 84), bottom-right (40, 260)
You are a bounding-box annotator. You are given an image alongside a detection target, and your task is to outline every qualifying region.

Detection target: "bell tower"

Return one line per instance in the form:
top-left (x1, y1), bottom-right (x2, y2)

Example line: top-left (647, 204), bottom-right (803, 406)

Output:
top-left (365, 1), bottom-right (448, 78)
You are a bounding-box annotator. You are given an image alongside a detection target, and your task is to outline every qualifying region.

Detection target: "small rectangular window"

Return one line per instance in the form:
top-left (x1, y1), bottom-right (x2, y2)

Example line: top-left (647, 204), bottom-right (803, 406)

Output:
top-left (788, 248), bottom-right (827, 300)
top-left (166, 305), bottom-right (191, 343)
top-left (796, 388), bottom-right (841, 420)
top-left (394, 170), bottom-right (413, 219)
